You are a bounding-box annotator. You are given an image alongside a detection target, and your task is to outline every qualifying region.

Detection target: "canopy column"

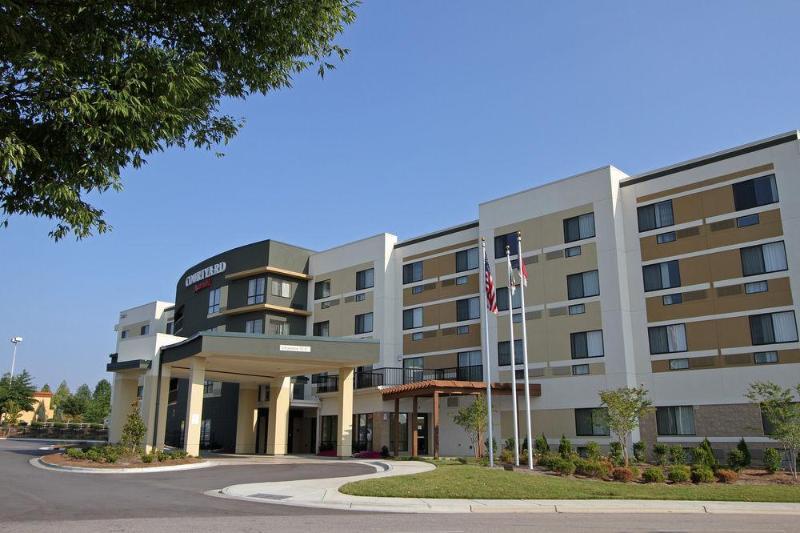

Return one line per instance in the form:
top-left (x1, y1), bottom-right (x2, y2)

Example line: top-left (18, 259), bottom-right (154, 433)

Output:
top-left (266, 376), bottom-right (291, 455)
top-left (154, 365), bottom-right (171, 450)
top-left (433, 391), bottom-right (440, 460)
top-left (109, 373), bottom-right (139, 444)
top-left (183, 357), bottom-right (206, 457)
top-left (411, 396), bottom-right (418, 457)
top-left (337, 366), bottom-right (354, 457)
top-left (235, 385), bottom-right (258, 454)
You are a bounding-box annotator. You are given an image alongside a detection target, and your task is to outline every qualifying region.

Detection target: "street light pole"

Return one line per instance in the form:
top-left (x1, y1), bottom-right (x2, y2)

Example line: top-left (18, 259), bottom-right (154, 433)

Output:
top-left (9, 337), bottom-right (23, 378)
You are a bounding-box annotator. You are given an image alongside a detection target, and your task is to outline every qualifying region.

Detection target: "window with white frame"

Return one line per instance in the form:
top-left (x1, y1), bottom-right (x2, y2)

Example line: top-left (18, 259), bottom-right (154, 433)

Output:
top-left (248, 278), bottom-right (265, 304)
top-left (570, 330), bottom-right (604, 359)
top-left (563, 212), bottom-right (595, 243)
top-left (740, 241), bottom-right (787, 276)
top-left (208, 288), bottom-right (221, 314)
top-left (567, 270), bottom-right (599, 299)
top-left (272, 280), bottom-right (291, 298)
top-left (669, 358), bottom-right (689, 370)
top-left (648, 323), bottom-right (687, 354)
top-left (750, 311), bottom-right (798, 345)
top-left (270, 320), bottom-right (288, 335)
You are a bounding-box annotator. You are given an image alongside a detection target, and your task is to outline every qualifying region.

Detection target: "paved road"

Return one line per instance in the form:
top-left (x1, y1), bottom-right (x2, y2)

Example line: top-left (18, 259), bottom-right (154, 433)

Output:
top-left (1, 440), bottom-right (798, 532)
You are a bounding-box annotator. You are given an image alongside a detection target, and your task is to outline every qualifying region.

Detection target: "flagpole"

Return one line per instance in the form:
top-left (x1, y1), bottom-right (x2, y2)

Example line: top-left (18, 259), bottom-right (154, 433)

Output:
top-left (517, 232), bottom-right (534, 469)
top-left (505, 244), bottom-right (520, 467)
top-left (480, 238), bottom-right (495, 468)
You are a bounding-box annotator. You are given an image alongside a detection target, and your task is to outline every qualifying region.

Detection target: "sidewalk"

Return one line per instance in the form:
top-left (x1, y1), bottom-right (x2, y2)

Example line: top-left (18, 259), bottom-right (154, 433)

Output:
top-left (216, 460), bottom-right (800, 515)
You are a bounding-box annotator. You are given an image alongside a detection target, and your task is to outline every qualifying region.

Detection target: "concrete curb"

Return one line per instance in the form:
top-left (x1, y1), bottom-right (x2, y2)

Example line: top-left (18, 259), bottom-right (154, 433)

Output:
top-left (31, 456), bottom-right (215, 474)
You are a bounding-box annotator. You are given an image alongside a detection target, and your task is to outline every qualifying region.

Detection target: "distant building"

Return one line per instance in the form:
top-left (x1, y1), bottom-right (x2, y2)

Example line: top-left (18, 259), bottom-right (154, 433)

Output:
top-left (18, 391), bottom-right (54, 424)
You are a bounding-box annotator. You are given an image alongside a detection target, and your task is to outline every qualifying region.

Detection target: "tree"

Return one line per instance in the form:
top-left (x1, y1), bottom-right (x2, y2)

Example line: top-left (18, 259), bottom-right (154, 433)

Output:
top-left (85, 379), bottom-right (112, 424)
top-left (41, 383), bottom-right (51, 393)
top-left (60, 395), bottom-right (87, 422)
top-left (599, 386), bottom-right (654, 467)
top-left (452, 394), bottom-right (488, 458)
top-left (746, 381), bottom-right (800, 480)
top-left (51, 380), bottom-right (70, 419)
top-left (1, 401), bottom-right (21, 425)
top-left (1, 1), bottom-right (357, 240)
top-left (0, 370), bottom-right (36, 420)
top-left (74, 384), bottom-right (92, 406)
top-left (120, 402), bottom-right (147, 454)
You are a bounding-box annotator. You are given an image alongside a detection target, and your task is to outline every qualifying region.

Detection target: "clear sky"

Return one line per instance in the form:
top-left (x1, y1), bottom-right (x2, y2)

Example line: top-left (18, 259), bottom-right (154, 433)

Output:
top-left (2, 0), bottom-right (800, 390)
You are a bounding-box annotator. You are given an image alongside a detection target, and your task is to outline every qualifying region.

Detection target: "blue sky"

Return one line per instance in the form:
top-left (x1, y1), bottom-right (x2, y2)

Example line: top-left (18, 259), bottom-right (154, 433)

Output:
top-left (2, 0), bottom-right (800, 390)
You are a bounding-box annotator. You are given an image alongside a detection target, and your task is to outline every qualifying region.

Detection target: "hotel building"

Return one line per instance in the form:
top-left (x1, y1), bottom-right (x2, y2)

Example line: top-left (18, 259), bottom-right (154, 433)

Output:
top-left (107, 131), bottom-right (800, 461)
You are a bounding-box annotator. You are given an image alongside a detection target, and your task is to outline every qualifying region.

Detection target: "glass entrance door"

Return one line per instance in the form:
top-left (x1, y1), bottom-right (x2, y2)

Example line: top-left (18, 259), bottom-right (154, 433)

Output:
top-left (416, 414), bottom-right (428, 455)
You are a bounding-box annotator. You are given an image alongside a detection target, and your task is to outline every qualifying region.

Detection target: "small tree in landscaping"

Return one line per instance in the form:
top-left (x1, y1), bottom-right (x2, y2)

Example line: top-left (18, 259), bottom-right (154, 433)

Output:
top-left (558, 435), bottom-right (573, 459)
top-left (736, 438), bottom-right (751, 468)
top-left (653, 442), bottom-right (668, 465)
top-left (599, 386), bottom-right (653, 467)
top-left (534, 433), bottom-right (549, 454)
top-left (746, 381), bottom-right (800, 480)
top-left (2, 401), bottom-right (22, 425)
top-left (120, 402), bottom-right (146, 455)
top-left (693, 438), bottom-right (717, 469)
top-left (633, 441), bottom-right (646, 463)
top-left (668, 445), bottom-right (686, 465)
top-left (453, 393), bottom-right (488, 459)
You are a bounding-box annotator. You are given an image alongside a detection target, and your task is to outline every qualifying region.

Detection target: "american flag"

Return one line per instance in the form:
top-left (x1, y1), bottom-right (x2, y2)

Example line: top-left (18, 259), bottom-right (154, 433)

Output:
top-left (484, 250), bottom-right (498, 314)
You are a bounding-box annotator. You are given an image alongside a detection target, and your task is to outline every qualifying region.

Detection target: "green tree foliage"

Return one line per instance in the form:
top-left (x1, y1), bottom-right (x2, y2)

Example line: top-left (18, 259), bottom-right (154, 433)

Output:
top-left (736, 437), bottom-right (751, 467)
top-left (40, 383), bottom-right (51, 393)
top-left (452, 394), bottom-right (488, 458)
top-left (60, 395), bottom-right (87, 422)
top-left (51, 380), bottom-right (70, 414)
top-left (121, 402), bottom-right (147, 454)
top-left (84, 379), bottom-right (112, 424)
top-left (0, 1), bottom-right (357, 240)
top-left (746, 381), bottom-right (800, 480)
top-left (0, 370), bottom-right (36, 420)
top-left (599, 386), bottom-right (654, 467)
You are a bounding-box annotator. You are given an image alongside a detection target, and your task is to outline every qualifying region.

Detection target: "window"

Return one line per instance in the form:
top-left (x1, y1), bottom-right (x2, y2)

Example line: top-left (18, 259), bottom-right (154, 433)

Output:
top-left (314, 280), bottom-right (331, 300)
top-left (732, 174), bottom-right (778, 211)
top-left (754, 351), bottom-right (778, 365)
top-left (567, 270), bottom-right (600, 299)
top-left (411, 332), bottom-right (423, 341)
top-left (662, 293), bottom-right (683, 305)
top-left (270, 320), bottom-right (287, 335)
top-left (456, 248), bottom-right (479, 272)
top-left (669, 358), bottom-right (689, 370)
top-left (648, 323), bottom-right (687, 354)
top-left (564, 213), bottom-right (596, 243)
top-left (575, 408), bottom-right (609, 436)
top-left (570, 330), bottom-right (604, 359)
top-left (352, 413), bottom-right (373, 453)
top-left (355, 312), bottom-right (373, 334)
top-left (208, 288), bottom-right (221, 314)
top-left (320, 415), bottom-right (338, 451)
top-left (740, 242), bottom-right (787, 276)
top-left (321, 300), bottom-right (333, 309)
top-left (313, 321), bottom-right (329, 337)
top-left (356, 268), bottom-right (374, 290)
top-left (403, 356), bottom-right (423, 369)
top-left (498, 339), bottom-right (524, 366)
top-left (120, 330), bottom-right (128, 339)
top-left (455, 275), bottom-right (469, 285)
top-left (165, 321), bottom-right (174, 335)
top-left (456, 297), bottom-right (480, 321)
top-left (572, 364), bottom-right (590, 376)
top-left (248, 278), bottom-right (265, 304)
top-left (200, 419), bottom-right (212, 448)
top-left (245, 318), bottom-right (263, 334)
top-left (271, 280), bottom-right (291, 298)
top-left (412, 285), bottom-right (424, 294)
top-left (737, 213), bottom-right (760, 228)
top-left (494, 232), bottom-right (519, 258)
top-left (389, 413), bottom-right (408, 452)
top-left (355, 292), bottom-right (366, 301)
top-left (637, 200), bottom-right (674, 232)
top-left (565, 246), bottom-right (581, 257)
top-left (568, 304), bottom-right (585, 315)
top-left (750, 311), bottom-right (798, 345)
top-left (496, 287), bottom-right (522, 311)
top-left (745, 281), bottom-right (768, 294)
top-left (458, 350), bottom-right (482, 368)
top-left (203, 380), bottom-right (222, 397)
top-left (140, 325), bottom-right (150, 335)
top-left (642, 260), bottom-right (681, 291)
top-left (657, 231), bottom-right (676, 244)
top-left (456, 325), bottom-right (469, 335)
top-left (512, 312), bottom-right (523, 323)
top-left (403, 261), bottom-right (423, 284)
top-left (656, 406), bottom-right (695, 436)
top-left (403, 307), bottom-right (423, 330)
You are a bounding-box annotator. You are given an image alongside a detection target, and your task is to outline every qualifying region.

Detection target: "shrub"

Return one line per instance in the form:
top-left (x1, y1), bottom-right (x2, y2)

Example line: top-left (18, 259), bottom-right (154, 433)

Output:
top-left (100, 445), bottom-right (120, 463)
top-left (716, 468), bottom-right (738, 483)
top-left (85, 448), bottom-right (102, 462)
top-left (609, 441), bottom-right (624, 466)
top-left (65, 447), bottom-right (85, 460)
top-left (630, 465), bottom-right (640, 479)
top-left (583, 441), bottom-right (600, 460)
top-left (30, 421), bottom-right (43, 429)
top-left (558, 435), bottom-right (573, 459)
top-left (141, 453), bottom-right (155, 463)
top-left (534, 434), bottom-right (549, 454)
top-left (537, 452), bottom-right (559, 469)
top-left (693, 438), bottom-right (717, 468)
top-left (503, 437), bottom-right (515, 451)
top-left (157, 450), bottom-right (170, 462)
top-left (668, 465), bottom-right (691, 483)
top-left (736, 438), bottom-right (751, 468)
top-left (653, 443), bottom-right (668, 465)
top-left (691, 465), bottom-right (715, 483)
top-left (574, 458), bottom-right (611, 479)
top-left (18, 421), bottom-right (28, 427)
top-left (499, 449), bottom-right (514, 464)
top-left (120, 403), bottom-right (146, 454)
top-left (668, 445), bottom-right (686, 465)
top-left (484, 437), bottom-right (498, 457)
top-left (168, 449), bottom-right (188, 460)
top-left (633, 441), bottom-right (646, 463)
top-left (519, 450), bottom-right (529, 465)
top-left (727, 449), bottom-right (746, 472)
top-left (642, 467), bottom-right (665, 483)
top-left (552, 458), bottom-right (576, 476)
top-left (763, 448), bottom-right (782, 474)
top-left (612, 466), bottom-right (634, 482)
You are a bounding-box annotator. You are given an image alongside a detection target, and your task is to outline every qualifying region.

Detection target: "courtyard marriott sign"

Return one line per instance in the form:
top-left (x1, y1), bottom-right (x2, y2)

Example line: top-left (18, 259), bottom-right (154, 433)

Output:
top-left (185, 261), bottom-right (227, 287)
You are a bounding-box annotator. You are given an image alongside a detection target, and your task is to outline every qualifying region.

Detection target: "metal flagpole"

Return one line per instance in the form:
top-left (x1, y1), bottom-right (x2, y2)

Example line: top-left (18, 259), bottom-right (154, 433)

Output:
top-left (505, 245), bottom-right (520, 466)
top-left (517, 232), bottom-right (534, 469)
top-left (480, 238), bottom-right (495, 468)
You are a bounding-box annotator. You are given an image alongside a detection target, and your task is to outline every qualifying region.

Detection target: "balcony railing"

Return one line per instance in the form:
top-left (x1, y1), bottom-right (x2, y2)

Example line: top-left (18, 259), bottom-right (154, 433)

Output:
top-left (312, 365), bottom-right (484, 394)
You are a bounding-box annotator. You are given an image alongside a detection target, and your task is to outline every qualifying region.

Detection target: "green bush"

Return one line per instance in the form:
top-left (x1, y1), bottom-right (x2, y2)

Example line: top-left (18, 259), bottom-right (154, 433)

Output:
top-left (30, 421), bottom-right (43, 429)
top-left (633, 441), bottom-right (646, 463)
top-left (668, 445), bottom-right (686, 465)
top-left (716, 468), bottom-right (738, 483)
top-left (694, 438), bottom-right (717, 469)
top-left (100, 445), bottom-right (120, 463)
top-left (574, 458), bottom-right (611, 479)
top-left (668, 465), bottom-right (691, 483)
top-left (519, 450), bottom-right (529, 465)
top-left (537, 452), bottom-right (560, 469)
top-left (727, 448), bottom-right (746, 472)
top-left (763, 448), bottom-right (782, 474)
top-left (584, 441), bottom-right (601, 460)
top-left (691, 465), bottom-right (715, 483)
top-left (642, 466), bottom-right (665, 483)
top-left (736, 438), bottom-right (751, 468)
top-left (534, 433), bottom-right (549, 454)
top-left (612, 466), bottom-right (634, 482)
top-left (167, 449), bottom-right (188, 460)
top-left (141, 453), bottom-right (155, 463)
top-left (552, 458), bottom-right (576, 476)
top-left (65, 447), bottom-right (85, 460)
top-left (85, 448), bottom-right (101, 462)
top-left (609, 441), bottom-right (623, 466)
top-left (157, 450), bottom-right (170, 462)
top-left (653, 443), bottom-right (668, 465)
top-left (558, 435), bottom-right (573, 459)
top-left (18, 421), bottom-right (28, 427)
top-left (499, 449), bottom-right (514, 464)
top-left (503, 437), bottom-right (516, 451)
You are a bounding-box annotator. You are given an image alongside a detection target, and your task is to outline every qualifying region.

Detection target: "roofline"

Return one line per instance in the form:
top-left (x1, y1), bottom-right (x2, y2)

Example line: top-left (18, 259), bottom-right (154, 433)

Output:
top-left (621, 130), bottom-right (799, 187)
top-left (313, 232), bottom-right (397, 255)
top-left (160, 331), bottom-right (381, 353)
top-left (394, 221), bottom-right (479, 249)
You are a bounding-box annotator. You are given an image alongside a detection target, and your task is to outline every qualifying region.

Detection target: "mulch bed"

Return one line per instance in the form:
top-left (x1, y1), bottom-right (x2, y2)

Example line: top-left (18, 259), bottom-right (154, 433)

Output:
top-left (43, 452), bottom-right (201, 469)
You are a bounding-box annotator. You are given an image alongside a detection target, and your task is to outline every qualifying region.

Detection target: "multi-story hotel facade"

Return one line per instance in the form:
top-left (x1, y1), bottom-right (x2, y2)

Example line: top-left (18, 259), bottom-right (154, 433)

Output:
top-left (107, 131), bottom-right (800, 461)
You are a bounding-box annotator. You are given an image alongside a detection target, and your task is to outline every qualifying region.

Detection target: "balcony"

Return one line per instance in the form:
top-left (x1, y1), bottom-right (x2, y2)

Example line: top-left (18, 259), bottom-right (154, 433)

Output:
top-left (312, 365), bottom-right (483, 394)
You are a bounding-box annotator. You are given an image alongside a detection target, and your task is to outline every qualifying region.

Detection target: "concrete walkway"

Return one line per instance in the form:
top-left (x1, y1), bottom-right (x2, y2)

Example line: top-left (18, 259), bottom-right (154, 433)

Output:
top-left (217, 460), bottom-right (800, 515)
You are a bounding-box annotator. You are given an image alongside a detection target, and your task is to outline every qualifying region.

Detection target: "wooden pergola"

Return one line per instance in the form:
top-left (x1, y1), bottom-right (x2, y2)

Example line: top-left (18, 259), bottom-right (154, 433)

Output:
top-left (381, 380), bottom-right (541, 459)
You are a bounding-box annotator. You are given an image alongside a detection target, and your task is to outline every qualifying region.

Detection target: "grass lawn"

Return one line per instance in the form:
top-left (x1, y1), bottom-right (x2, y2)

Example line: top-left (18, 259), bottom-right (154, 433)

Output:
top-left (340, 464), bottom-right (800, 503)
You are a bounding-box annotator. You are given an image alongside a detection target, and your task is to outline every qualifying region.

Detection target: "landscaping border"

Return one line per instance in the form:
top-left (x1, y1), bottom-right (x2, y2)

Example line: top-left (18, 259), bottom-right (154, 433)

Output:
top-left (32, 455), bottom-right (214, 474)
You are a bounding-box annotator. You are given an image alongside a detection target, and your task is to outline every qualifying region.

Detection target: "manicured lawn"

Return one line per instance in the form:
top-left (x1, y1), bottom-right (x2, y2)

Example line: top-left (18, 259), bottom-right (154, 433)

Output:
top-left (340, 464), bottom-right (800, 502)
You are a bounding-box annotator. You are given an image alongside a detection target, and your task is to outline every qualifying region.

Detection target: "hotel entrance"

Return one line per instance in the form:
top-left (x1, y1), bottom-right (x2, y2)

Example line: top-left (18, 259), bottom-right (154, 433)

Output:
top-left (415, 414), bottom-right (428, 455)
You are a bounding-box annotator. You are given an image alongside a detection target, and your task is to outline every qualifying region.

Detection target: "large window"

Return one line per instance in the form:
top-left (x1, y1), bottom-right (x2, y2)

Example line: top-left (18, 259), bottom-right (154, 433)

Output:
top-left (314, 280), bottom-right (331, 300)
top-left (457, 350), bottom-right (483, 380)
top-left (648, 323), bottom-right (687, 354)
top-left (313, 321), bottom-right (329, 337)
top-left (320, 415), bottom-right (338, 452)
top-left (567, 270), bottom-right (600, 299)
top-left (245, 318), bottom-right (263, 334)
top-left (494, 232), bottom-right (519, 259)
top-left (750, 311), bottom-right (798, 345)
top-left (354, 312), bottom-right (373, 334)
top-left (456, 297), bottom-right (480, 321)
top-left (403, 261), bottom-right (423, 284)
top-left (563, 212), bottom-right (595, 243)
top-left (740, 241), bottom-right (787, 276)
top-left (498, 339), bottom-right (524, 366)
top-left (637, 200), bottom-right (674, 232)
top-left (270, 320), bottom-right (287, 335)
top-left (356, 268), bottom-right (374, 290)
top-left (656, 406), bottom-right (695, 436)
top-left (575, 408), bottom-right (609, 436)
top-left (208, 288), bottom-right (221, 314)
top-left (352, 413), bottom-right (373, 453)
top-left (732, 174), bottom-right (779, 211)
top-left (570, 330), bottom-right (604, 359)
top-left (496, 286), bottom-right (522, 311)
top-left (271, 280), bottom-right (291, 298)
top-left (456, 247), bottom-right (479, 272)
top-left (247, 278), bottom-right (265, 305)
top-left (403, 307), bottom-right (423, 330)
top-left (642, 260), bottom-right (681, 292)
